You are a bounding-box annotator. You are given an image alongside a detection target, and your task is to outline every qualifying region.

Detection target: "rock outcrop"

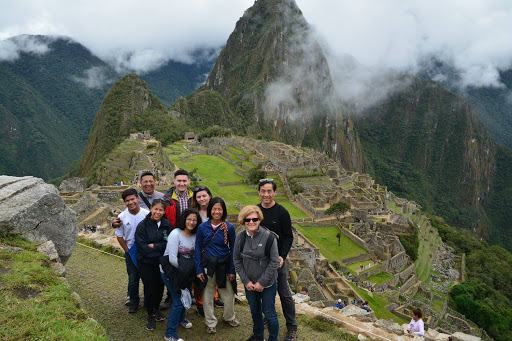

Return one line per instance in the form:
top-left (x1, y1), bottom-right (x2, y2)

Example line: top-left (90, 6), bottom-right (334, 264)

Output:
top-left (59, 177), bottom-right (86, 192)
top-left (0, 176), bottom-right (77, 264)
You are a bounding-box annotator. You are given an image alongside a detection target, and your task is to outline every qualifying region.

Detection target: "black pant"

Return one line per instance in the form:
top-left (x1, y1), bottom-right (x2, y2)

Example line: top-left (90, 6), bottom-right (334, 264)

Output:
top-left (278, 262), bottom-right (297, 331)
top-left (139, 262), bottom-right (164, 316)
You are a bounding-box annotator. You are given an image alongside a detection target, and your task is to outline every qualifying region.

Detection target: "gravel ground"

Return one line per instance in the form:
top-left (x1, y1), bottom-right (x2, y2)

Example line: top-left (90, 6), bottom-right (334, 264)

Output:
top-left (66, 244), bottom-right (338, 341)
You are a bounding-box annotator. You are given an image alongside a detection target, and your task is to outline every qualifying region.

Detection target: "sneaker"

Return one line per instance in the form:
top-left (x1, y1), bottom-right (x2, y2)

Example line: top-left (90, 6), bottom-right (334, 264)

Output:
top-left (206, 326), bottom-right (216, 334)
top-left (128, 304), bottom-right (138, 313)
top-left (164, 336), bottom-right (184, 341)
top-left (146, 316), bottom-right (156, 331)
top-left (285, 330), bottom-right (297, 341)
top-left (160, 299), bottom-right (172, 310)
top-left (197, 307), bottom-right (204, 317)
top-left (124, 296), bottom-right (131, 306)
top-left (246, 335), bottom-right (265, 341)
top-left (179, 319), bottom-right (192, 329)
top-left (226, 318), bottom-right (240, 327)
top-left (155, 311), bottom-right (165, 322)
top-left (214, 300), bottom-right (224, 308)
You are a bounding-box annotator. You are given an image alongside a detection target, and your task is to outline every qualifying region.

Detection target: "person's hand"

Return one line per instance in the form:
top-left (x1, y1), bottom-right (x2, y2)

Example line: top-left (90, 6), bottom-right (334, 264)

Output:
top-left (253, 282), bottom-right (264, 292)
top-left (228, 274), bottom-right (235, 282)
top-left (197, 273), bottom-right (205, 282)
top-left (148, 243), bottom-right (154, 249)
top-left (112, 217), bottom-right (122, 228)
top-left (278, 256), bottom-right (284, 268)
top-left (245, 281), bottom-right (255, 291)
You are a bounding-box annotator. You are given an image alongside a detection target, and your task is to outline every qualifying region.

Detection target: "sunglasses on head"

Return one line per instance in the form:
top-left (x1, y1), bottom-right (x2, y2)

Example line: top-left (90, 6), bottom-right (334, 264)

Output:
top-left (244, 217), bottom-right (259, 223)
top-left (193, 186), bottom-right (207, 192)
top-left (259, 178), bottom-right (274, 183)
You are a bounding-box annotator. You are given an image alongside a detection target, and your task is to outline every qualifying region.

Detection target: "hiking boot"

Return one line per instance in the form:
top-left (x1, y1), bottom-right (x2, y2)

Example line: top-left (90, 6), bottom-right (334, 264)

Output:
top-left (128, 304), bottom-right (138, 313)
top-left (160, 298), bottom-right (172, 310)
top-left (246, 335), bottom-right (265, 341)
top-left (226, 318), bottom-right (240, 327)
top-left (214, 299), bottom-right (224, 308)
top-left (155, 310), bottom-right (165, 322)
top-left (179, 319), bottom-right (192, 329)
top-left (164, 336), bottom-right (184, 341)
top-left (285, 330), bottom-right (297, 341)
top-left (146, 316), bottom-right (156, 331)
top-left (197, 307), bottom-right (204, 317)
top-left (206, 326), bottom-right (216, 334)
top-left (124, 295), bottom-right (131, 306)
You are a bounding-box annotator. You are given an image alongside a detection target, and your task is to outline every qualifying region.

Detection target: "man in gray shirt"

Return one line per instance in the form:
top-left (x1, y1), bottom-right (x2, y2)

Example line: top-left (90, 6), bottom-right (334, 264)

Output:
top-left (138, 171), bottom-right (164, 210)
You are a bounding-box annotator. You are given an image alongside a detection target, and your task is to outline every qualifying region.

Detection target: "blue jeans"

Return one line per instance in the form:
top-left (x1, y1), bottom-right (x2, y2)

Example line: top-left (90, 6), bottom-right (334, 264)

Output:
top-left (125, 252), bottom-right (139, 305)
top-left (161, 273), bottom-right (186, 338)
top-left (245, 281), bottom-right (279, 341)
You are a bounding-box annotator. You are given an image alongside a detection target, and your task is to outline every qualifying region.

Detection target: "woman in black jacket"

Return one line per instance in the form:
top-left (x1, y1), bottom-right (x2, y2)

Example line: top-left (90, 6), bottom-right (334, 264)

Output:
top-left (135, 199), bottom-right (173, 331)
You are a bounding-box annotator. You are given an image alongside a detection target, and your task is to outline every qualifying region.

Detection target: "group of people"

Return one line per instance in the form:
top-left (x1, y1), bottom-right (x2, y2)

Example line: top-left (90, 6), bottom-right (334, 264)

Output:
top-left (334, 298), bottom-right (371, 312)
top-left (112, 170), bottom-right (298, 341)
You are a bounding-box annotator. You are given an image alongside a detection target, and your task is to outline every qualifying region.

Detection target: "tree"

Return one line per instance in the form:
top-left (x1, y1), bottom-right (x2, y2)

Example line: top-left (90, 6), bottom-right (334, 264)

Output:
top-left (325, 201), bottom-right (351, 224)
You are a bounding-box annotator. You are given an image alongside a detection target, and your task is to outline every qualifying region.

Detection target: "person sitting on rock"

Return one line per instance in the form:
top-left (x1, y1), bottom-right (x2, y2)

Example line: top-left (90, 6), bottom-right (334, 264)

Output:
top-left (360, 301), bottom-right (371, 312)
top-left (407, 308), bottom-right (425, 337)
top-left (335, 299), bottom-right (344, 309)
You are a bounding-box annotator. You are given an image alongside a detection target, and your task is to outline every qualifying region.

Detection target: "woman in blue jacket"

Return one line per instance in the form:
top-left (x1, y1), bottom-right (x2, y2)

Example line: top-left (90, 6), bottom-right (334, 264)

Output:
top-left (135, 199), bottom-right (173, 331)
top-left (194, 197), bottom-right (239, 334)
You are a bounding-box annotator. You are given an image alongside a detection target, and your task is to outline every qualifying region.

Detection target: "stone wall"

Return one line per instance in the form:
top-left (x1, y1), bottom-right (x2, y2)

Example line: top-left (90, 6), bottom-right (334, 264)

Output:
top-left (341, 253), bottom-right (370, 265)
top-left (399, 274), bottom-right (418, 294)
top-left (339, 227), bottom-right (368, 251)
top-left (400, 264), bottom-right (416, 282)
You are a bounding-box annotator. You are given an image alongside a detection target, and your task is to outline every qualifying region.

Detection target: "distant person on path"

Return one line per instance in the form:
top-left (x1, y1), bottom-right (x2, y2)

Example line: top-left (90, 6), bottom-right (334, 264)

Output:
top-left (194, 197), bottom-right (239, 334)
top-left (138, 171), bottom-right (165, 210)
top-left (361, 301), bottom-right (371, 312)
top-left (160, 209), bottom-right (200, 341)
top-left (135, 199), bottom-right (172, 331)
top-left (112, 188), bottom-right (149, 311)
top-left (335, 299), bottom-right (344, 309)
top-left (191, 186), bottom-right (222, 316)
top-left (407, 308), bottom-right (425, 337)
top-left (256, 179), bottom-right (298, 341)
top-left (234, 205), bottom-right (280, 341)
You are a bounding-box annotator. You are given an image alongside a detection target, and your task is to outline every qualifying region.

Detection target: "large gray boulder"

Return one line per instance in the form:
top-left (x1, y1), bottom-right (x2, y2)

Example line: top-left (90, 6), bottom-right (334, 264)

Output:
top-left (0, 176), bottom-right (77, 264)
top-left (340, 305), bottom-right (377, 322)
top-left (374, 319), bottom-right (404, 335)
top-left (452, 332), bottom-right (481, 341)
top-left (59, 177), bottom-right (86, 192)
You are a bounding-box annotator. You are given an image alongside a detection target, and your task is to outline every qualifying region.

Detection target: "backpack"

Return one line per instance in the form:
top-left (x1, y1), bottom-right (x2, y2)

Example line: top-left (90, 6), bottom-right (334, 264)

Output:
top-left (239, 228), bottom-right (277, 261)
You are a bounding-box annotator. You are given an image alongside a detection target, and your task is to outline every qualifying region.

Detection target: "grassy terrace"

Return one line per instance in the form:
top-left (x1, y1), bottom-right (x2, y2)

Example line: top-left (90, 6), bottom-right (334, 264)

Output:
top-left (348, 282), bottom-right (408, 324)
top-left (164, 143), bottom-right (308, 218)
top-left (366, 272), bottom-right (394, 285)
top-left (297, 226), bottom-right (367, 262)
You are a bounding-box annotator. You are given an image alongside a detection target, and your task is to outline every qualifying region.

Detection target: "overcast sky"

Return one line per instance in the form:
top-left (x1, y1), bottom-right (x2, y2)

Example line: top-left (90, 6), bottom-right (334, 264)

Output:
top-left (1, 0), bottom-right (512, 87)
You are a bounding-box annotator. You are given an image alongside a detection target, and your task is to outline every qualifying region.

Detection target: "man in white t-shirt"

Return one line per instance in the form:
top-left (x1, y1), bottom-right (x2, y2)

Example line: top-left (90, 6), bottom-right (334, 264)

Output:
top-left (113, 188), bottom-right (149, 313)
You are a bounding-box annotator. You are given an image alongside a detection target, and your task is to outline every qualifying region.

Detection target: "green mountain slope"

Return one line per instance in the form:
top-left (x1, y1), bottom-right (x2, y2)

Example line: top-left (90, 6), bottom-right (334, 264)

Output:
top-left (0, 35), bottom-right (115, 179)
top-left (173, 0), bottom-right (363, 171)
top-left (77, 74), bottom-right (186, 183)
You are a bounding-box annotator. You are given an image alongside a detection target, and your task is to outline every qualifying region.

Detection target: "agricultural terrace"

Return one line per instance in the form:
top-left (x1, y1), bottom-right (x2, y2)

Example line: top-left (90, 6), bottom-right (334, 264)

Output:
top-left (297, 226), bottom-right (367, 262)
top-left (164, 142), bottom-right (308, 217)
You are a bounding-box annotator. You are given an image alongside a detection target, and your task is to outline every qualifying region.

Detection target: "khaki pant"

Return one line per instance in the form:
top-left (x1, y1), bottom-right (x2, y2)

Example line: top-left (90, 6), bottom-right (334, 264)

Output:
top-left (203, 273), bottom-right (235, 327)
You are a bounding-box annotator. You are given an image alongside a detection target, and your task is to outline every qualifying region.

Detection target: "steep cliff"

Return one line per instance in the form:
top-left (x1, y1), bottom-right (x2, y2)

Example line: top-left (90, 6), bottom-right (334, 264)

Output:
top-left (173, 0), bottom-right (363, 171)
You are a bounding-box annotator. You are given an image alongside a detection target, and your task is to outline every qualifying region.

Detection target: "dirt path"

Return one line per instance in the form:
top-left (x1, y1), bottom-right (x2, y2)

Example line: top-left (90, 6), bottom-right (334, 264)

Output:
top-left (66, 244), bottom-right (356, 341)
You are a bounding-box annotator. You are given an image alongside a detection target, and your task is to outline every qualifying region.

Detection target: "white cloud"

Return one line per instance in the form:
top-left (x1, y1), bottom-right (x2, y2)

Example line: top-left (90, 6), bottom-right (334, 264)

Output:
top-left (71, 66), bottom-right (112, 88)
top-left (0, 35), bottom-right (51, 61)
top-left (0, 0), bottom-right (511, 88)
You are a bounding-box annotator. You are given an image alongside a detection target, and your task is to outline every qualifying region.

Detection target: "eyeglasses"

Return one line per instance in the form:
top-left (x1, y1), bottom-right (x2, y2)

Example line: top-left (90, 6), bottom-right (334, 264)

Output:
top-left (259, 178), bottom-right (274, 183)
top-left (244, 217), bottom-right (259, 223)
top-left (186, 218), bottom-right (198, 223)
top-left (193, 186), bottom-right (207, 193)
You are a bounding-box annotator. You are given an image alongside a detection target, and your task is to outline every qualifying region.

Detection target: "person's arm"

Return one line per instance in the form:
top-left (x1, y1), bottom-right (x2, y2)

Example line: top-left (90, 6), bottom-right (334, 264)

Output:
top-left (166, 230), bottom-right (180, 268)
top-left (134, 221), bottom-right (153, 255)
top-left (227, 223), bottom-right (236, 275)
top-left (194, 225), bottom-right (205, 276)
top-left (233, 232), bottom-right (249, 286)
top-left (256, 236), bottom-right (280, 288)
top-left (117, 236), bottom-right (129, 252)
top-left (279, 206), bottom-right (293, 259)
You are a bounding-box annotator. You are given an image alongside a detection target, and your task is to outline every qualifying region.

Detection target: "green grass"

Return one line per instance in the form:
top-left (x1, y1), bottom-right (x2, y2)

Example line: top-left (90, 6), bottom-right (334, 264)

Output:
top-left (347, 260), bottom-right (373, 273)
top-left (297, 226), bottom-right (367, 261)
top-left (167, 148), bottom-right (308, 218)
top-left (366, 272), bottom-right (394, 285)
top-left (0, 236), bottom-right (108, 341)
top-left (348, 282), bottom-right (408, 324)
